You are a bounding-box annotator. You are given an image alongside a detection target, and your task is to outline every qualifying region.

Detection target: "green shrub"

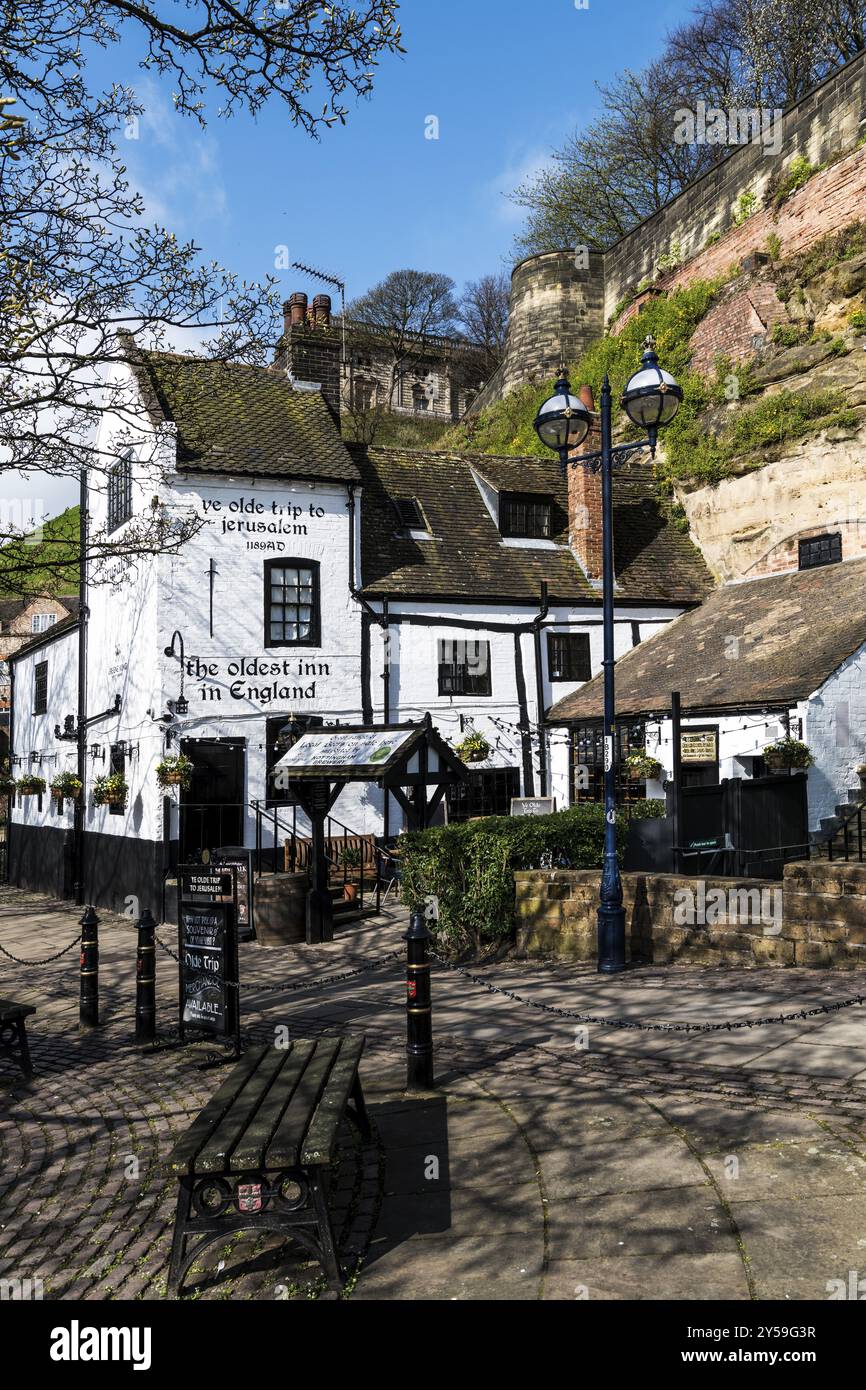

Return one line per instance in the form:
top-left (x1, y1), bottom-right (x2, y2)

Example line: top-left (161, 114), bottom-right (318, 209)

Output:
top-left (849, 310), bottom-right (866, 331)
top-left (397, 802), bottom-right (663, 956)
top-left (770, 154), bottom-right (817, 209)
top-left (731, 190), bottom-right (758, 227)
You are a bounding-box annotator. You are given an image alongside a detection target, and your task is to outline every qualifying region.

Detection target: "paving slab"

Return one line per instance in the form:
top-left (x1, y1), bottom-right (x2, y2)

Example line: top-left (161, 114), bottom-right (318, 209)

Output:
top-left (2, 887), bottom-right (866, 1300)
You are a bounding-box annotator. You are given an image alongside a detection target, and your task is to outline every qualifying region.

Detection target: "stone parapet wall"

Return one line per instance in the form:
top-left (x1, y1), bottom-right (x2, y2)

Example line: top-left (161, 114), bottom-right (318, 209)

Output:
top-left (515, 861), bottom-right (866, 968)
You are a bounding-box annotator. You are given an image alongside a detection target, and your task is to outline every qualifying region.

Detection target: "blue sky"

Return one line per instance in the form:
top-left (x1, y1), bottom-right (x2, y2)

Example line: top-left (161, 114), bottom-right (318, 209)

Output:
top-left (26, 0), bottom-right (693, 515)
top-left (96, 0), bottom-right (692, 305)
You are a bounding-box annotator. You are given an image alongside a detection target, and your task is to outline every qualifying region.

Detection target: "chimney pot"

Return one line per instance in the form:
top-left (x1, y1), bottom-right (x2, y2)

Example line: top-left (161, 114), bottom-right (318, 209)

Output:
top-left (287, 292), bottom-right (308, 327)
top-left (311, 294), bottom-right (332, 327)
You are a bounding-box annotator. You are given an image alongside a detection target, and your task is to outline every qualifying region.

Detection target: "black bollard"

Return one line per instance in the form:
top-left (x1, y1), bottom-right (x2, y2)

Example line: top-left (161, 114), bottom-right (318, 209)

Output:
top-left (79, 905), bottom-right (99, 1031)
top-left (405, 909), bottom-right (434, 1092)
top-left (135, 909), bottom-right (157, 1045)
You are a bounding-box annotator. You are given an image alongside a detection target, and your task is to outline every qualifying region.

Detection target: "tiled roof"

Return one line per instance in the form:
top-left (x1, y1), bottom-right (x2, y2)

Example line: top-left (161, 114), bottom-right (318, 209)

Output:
top-left (131, 349), bottom-right (360, 484)
top-left (548, 555), bottom-right (866, 721)
top-left (10, 613), bottom-right (79, 662)
top-left (350, 444), bottom-right (714, 605)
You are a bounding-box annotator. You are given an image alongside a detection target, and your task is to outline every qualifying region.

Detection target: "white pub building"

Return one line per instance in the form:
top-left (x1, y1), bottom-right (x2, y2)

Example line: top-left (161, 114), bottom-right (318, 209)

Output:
top-left (8, 296), bottom-right (711, 914)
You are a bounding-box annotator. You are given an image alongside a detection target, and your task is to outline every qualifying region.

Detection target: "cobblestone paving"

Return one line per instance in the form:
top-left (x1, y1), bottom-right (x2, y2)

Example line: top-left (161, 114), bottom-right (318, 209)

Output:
top-left (2, 888), bottom-right (866, 1301)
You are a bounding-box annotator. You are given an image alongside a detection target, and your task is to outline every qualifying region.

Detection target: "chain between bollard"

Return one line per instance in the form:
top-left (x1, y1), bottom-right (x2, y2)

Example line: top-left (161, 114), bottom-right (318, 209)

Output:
top-left (0, 934), bottom-right (82, 967)
top-left (429, 950), bottom-right (866, 1033)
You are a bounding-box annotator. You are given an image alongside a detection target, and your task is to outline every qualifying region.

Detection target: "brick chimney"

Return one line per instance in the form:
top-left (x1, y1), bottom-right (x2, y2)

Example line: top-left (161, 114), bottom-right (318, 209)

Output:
top-left (276, 292), bottom-right (341, 426)
top-left (567, 384), bottom-right (605, 583)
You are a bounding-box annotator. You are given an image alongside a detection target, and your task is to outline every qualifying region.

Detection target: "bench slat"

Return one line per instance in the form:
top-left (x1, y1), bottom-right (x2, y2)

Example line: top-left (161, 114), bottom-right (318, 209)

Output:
top-left (0, 999), bottom-right (35, 1023)
top-left (195, 1044), bottom-right (291, 1173)
top-left (264, 1037), bottom-right (341, 1169)
top-left (167, 1046), bottom-right (270, 1174)
top-left (301, 1037), bottom-right (365, 1165)
top-left (229, 1039), bottom-right (317, 1172)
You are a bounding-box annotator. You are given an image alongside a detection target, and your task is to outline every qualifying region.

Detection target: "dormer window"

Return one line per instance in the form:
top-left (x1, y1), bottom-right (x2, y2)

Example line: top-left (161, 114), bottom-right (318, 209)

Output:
top-left (393, 497), bottom-right (426, 531)
top-left (500, 492), bottom-right (552, 540)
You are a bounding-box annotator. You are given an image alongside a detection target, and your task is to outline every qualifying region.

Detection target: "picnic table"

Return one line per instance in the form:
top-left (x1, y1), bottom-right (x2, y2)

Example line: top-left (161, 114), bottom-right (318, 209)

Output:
top-left (0, 999), bottom-right (35, 1080)
top-left (166, 1036), bottom-right (370, 1295)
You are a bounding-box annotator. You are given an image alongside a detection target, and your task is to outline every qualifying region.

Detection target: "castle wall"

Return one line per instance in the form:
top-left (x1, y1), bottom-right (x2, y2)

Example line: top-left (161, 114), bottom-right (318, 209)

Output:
top-left (490, 50), bottom-right (866, 403)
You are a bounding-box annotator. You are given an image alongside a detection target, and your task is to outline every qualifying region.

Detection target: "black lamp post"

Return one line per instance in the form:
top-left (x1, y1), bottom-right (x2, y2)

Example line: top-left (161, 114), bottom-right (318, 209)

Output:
top-left (534, 335), bottom-right (682, 973)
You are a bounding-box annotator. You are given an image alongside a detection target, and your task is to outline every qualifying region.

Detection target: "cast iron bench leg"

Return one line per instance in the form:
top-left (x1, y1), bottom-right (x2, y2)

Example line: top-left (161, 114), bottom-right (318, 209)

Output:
top-left (309, 1170), bottom-right (342, 1291)
top-left (167, 1176), bottom-right (194, 1297)
top-left (349, 1073), bottom-right (371, 1140)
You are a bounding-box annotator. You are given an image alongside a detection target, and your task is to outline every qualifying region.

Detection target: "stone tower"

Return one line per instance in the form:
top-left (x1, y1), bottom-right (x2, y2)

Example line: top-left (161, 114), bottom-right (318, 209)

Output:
top-left (500, 249), bottom-right (606, 396)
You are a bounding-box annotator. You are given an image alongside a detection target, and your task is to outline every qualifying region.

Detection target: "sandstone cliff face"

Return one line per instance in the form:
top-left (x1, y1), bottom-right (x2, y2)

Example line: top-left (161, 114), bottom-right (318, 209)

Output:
top-left (671, 245), bottom-right (866, 583)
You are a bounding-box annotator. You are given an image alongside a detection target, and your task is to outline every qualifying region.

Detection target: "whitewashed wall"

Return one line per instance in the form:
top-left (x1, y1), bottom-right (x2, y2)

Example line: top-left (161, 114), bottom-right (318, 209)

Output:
top-left (803, 643), bottom-right (866, 828)
top-left (10, 627), bottom-right (79, 831)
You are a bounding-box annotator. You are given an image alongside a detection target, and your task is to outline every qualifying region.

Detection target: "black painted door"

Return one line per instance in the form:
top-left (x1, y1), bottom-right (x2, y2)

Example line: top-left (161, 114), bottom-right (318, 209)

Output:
top-left (180, 739), bottom-right (245, 860)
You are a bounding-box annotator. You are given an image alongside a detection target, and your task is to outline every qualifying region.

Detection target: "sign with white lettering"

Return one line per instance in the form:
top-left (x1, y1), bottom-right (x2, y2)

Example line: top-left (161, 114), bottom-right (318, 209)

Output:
top-left (177, 863), bottom-right (239, 1044)
top-left (510, 797), bottom-right (557, 817)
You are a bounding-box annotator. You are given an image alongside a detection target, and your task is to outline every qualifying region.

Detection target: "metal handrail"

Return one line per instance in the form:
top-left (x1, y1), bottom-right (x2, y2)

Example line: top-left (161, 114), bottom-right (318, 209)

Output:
top-left (828, 802), bottom-right (865, 862)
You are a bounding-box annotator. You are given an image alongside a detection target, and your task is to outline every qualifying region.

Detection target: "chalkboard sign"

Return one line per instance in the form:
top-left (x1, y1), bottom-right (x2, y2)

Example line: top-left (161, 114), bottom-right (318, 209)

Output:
top-left (510, 797), bottom-right (556, 817)
top-left (214, 846), bottom-right (255, 942)
top-left (177, 863), bottom-right (240, 1048)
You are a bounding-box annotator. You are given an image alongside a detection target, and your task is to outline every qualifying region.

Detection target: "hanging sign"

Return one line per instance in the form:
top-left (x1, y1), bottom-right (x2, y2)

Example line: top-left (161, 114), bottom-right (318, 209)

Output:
top-left (274, 727), bottom-right (414, 776)
top-left (177, 863), bottom-right (240, 1048)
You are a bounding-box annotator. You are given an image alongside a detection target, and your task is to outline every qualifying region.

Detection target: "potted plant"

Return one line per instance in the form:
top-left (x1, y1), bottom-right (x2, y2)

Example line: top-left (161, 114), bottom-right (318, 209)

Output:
top-left (156, 753), bottom-right (194, 789)
top-left (93, 772), bottom-right (128, 807)
top-left (857, 764), bottom-right (866, 790)
top-left (0, 768), bottom-right (16, 795)
top-left (16, 773), bottom-right (46, 796)
top-left (339, 845), bottom-right (364, 902)
top-left (763, 737), bottom-right (814, 771)
top-left (50, 771), bottom-right (83, 799)
top-left (623, 751), bottom-right (663, 782)
top-left (455, 731), bottom-right (491, 764)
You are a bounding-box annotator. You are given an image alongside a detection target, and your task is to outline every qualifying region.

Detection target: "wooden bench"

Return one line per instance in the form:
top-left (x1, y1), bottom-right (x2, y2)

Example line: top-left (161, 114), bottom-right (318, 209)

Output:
top-left (166, 1036), bottom-right (370, 1296)
top-left (0, 999), bottom-right (35, 1080)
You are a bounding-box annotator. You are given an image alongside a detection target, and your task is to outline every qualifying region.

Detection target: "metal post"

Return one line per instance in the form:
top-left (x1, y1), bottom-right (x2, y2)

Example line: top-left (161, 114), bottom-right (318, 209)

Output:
top-left (671, 690), bottom-right (683, 875)
top-left (79, 905), bottom-right (99, 1031)
top-left (597, 376), bottom-right (626, 974)
top-left (135, 908), bottom-right (157, 1045)
top-left (405, 909), bottom-right (434, 1091)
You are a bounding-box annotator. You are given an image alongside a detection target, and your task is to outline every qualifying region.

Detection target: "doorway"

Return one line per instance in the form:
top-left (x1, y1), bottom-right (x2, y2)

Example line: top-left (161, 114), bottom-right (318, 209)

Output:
top-left (180, 738), bottom-right (245, 860)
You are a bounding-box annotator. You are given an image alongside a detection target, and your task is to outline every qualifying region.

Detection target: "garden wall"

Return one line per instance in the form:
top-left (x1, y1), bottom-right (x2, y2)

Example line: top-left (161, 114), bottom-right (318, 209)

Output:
top-left (515, 860), bottom-right (866, 968)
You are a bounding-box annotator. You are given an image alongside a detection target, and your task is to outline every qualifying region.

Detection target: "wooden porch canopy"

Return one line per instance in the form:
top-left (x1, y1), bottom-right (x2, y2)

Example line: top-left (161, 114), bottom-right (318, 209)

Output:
top-left (272, 714), bottom-right (467, 831)
top-left (271, 716), bottom-right (466, 943)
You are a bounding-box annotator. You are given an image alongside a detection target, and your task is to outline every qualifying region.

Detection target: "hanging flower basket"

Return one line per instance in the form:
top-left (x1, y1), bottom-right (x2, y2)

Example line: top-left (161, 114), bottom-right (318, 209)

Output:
top-left (16, 775), bottom-right (45, 797)
top-left (156, 754), bottom-right (194, 790)
top-left (50, 772), bottom-right (83, 799)
top-left (623, 752), bottom-right (663, 782)
top-left (0, 775), bottom-right (16, 795)
top-left (763, 738), bottom-right (814, 770)
top-left (93, 773), bottom-right (128, 807)
top-left (455, 732), bottom-right (491, 764)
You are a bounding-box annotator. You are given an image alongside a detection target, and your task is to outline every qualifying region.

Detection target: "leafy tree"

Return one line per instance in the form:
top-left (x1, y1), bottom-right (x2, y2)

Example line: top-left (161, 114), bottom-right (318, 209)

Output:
top-left (0, 1), bottom-right (403, 585)
top-left (458, 272), bottom-right (510, 370)
top-left (347, 269), bottom-right (460, 410)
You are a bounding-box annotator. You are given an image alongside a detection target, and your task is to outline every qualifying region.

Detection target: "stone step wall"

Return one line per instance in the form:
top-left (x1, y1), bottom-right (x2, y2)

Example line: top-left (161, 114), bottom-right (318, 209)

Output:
top-left (515, 860), bottom-right (866, 968)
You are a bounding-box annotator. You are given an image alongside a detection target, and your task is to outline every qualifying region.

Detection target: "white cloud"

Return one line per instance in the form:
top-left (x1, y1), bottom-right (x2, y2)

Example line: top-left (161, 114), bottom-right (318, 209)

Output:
top-left (481, 146), bottom-right (556, 227)
top-left (122, 78), bottom-right (228, 233)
